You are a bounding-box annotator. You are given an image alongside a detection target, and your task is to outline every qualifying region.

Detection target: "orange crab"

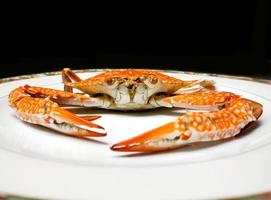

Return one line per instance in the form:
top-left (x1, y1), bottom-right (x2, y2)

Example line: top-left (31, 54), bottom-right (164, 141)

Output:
top-left (8, 69), bottom-right (263, 152)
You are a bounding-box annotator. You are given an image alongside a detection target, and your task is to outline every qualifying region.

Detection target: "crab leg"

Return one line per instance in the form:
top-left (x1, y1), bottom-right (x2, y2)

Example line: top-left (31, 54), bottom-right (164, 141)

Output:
top-left (173, 80), bottom-right (215, 94)
top-left (62, 68), bottom-right (82, 92)
top-left (111, 95), bottom-right (263, 152)
top-left (24, 85), bottom-right (111, 108)
top-left (9, 87), bottom-right (106, 137)
top-left (159, 89), bottom-right (237, 111)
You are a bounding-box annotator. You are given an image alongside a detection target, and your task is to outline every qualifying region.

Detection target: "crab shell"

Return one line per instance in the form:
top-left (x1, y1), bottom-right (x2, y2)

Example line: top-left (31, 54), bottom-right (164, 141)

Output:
top-left (64, 70), bottom-right (204, 110)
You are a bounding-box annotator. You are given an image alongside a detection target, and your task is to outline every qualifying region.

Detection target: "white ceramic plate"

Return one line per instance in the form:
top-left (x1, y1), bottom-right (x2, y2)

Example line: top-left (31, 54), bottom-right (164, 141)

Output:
top-left (0, 69), bottom-right (271, 199)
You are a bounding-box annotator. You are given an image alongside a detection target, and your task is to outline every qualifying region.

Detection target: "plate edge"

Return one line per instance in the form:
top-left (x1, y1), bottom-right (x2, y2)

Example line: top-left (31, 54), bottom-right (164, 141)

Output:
top-left (0, 68), bottom-right (271, 85)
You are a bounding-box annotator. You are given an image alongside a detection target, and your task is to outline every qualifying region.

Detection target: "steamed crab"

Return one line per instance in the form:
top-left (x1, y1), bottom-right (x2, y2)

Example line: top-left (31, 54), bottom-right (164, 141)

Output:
top-left (9, 69), bottom-right (263, 152)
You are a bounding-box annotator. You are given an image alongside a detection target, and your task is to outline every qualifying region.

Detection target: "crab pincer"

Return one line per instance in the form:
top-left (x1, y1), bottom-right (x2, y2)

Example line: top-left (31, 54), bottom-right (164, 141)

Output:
top-left (111, 93), bottom-right (263, 152)
top-left (9, 87), bottom-right (106, 137)
top-left (49, 105), bottom-right (106, 137)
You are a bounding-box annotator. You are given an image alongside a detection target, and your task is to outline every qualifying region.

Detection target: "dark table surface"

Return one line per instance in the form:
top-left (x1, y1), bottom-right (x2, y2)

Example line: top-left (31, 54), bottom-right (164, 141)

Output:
top-left (0, 56), bottom-right (271, 80)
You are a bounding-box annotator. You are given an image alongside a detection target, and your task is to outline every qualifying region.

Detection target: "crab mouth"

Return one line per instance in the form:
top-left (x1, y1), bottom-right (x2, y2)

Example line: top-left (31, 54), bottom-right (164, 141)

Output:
top-left (107, 77), bottom-right (162, 106)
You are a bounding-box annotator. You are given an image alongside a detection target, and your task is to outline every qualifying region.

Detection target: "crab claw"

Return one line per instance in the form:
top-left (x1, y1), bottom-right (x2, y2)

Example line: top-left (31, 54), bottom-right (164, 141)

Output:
top-left (9, 87), bottom-right (106, 137)
top-left (111, 122), bottom-right (179, 152)
top-left (50, 107), bottom-right (106, 137)
top-left (111, 97), bottom-right (263, 152)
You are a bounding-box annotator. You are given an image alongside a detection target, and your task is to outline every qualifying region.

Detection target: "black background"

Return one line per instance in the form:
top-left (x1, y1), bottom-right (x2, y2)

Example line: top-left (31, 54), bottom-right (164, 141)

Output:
top-left (0, 1), bottom-right (270, 79)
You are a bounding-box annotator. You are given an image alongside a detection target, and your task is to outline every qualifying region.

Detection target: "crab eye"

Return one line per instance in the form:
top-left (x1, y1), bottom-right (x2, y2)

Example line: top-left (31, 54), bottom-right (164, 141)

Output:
top-left (150, 77), bottom-right (158, 84)
top-left (106, 78), bottom-right (115, 85)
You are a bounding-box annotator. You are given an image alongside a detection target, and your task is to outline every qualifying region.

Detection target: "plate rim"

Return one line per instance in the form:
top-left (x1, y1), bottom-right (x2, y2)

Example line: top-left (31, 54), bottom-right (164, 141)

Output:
top-left (1, 68), bottom-right (271, 86)
top-left (1, 68), bottom-right (271, 199)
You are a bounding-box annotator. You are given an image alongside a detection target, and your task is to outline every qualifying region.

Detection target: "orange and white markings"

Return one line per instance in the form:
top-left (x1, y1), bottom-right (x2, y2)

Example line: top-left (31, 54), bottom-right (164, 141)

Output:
top-left (111, 97), bottom-right (262, 152)
top-left (180, 130), bottom-right (192, 140)
top-left (9, 87), bottom-right (106, 137)
top-left (24, 85), bottom-right (90, 101)
top-left (21, 85), bottom-right (112, 108)
top-left (9, 69), bottom-right (263, 152)
top-left (64, 69), bottom-right (193, 92)
top-left (162, 89), bottom-right (237, 110)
